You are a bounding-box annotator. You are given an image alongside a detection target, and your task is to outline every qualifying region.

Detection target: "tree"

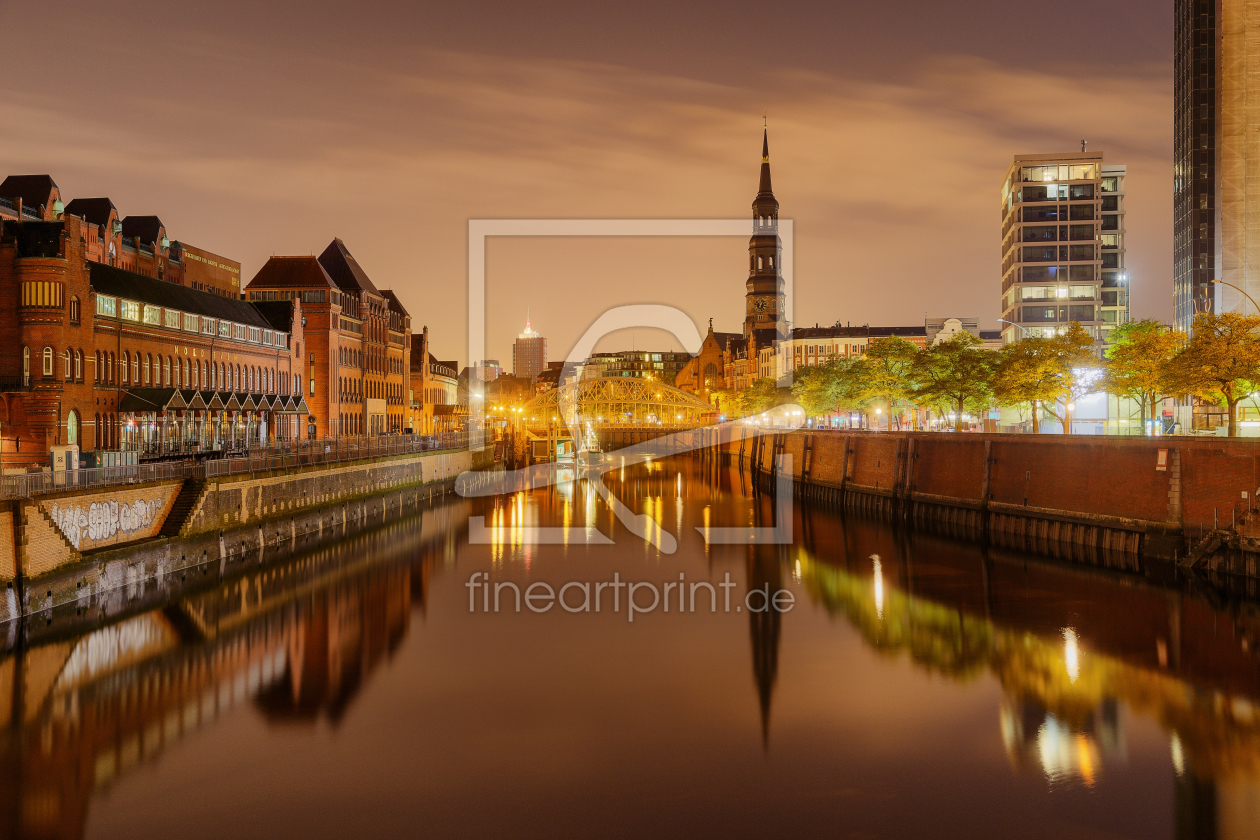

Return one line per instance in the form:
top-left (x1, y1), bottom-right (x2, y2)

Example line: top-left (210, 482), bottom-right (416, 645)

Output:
top-left (791, 356), bottom-right (865, 420)
top-left (855, 336), bottom-right (919, 429)
top-left (741, 378), bottom-right (790, 416)
top-left (791, 361), bottom-right (840, 419)
top-left (912, 332), bottom-right (995, 430)
top-left (993, 324), bottom-right (1098, 434)
top-left (1164, 311), bottom-right (1260, 437)
top-left (1102, 319), bottom-right (1184, 432)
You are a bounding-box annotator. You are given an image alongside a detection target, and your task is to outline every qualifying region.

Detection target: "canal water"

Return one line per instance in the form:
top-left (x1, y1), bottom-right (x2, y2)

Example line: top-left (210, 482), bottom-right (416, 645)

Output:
top-left (3, 456), bottom-right (1257, 839)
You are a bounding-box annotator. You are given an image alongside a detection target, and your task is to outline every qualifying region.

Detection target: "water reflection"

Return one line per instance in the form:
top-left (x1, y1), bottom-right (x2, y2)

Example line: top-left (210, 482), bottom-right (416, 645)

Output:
top-left (0, 501), bottom-right (465, 840)
top-left (2, 457), bottom-right (1260, 837)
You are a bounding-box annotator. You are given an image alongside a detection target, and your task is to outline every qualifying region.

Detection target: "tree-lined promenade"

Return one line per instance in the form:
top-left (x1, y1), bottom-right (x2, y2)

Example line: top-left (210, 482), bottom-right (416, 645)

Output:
top-left (713, 312), bottom-right (1260, 437)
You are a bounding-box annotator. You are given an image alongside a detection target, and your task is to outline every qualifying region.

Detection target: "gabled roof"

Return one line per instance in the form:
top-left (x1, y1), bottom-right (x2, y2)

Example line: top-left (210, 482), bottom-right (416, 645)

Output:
top-left (252, 300), bottom-right (296, 332)
top-left (381, 289), bottom-right (409, 317)
top-left (318, 238), bottom-right (379, 296)
top-left (247, 255), bottom-right (337, 290)
top-left (89, 262), bottom-right (271, 328)
top-left (0, 175), bottom-right (58, 210)
top-left (64, 198), bottom-right (117, 227)
top-left (789, 325), bottom-right (928, 340)
top-left (120, 215), bottom-right (165, 246)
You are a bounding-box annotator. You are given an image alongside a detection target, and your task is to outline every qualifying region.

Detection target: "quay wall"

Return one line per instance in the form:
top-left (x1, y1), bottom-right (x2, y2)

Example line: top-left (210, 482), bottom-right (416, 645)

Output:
top-left (0, 448), bottom-right (481, 621)
top-left (711, 428), bottom-right (1260, 567)
top-left (183, 450), bottom-right (469, 534)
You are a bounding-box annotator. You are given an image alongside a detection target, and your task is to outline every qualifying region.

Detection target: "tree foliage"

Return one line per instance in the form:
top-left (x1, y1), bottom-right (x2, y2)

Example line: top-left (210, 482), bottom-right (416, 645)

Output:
top-left (1102, 319), bottom-right (1184, 428)
top-left (1164, 311), bottom-right (1260, 437)
top-left (992, 323), bottom-right (1098, 434)
top-left (854, 336), bottom-right (919, 428)
top-left (911, 332), bottom-right (995, 429)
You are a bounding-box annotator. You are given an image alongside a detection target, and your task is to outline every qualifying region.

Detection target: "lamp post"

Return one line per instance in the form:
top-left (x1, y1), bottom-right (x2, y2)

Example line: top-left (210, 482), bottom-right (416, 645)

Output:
top-left (1210, 278), bottom-right (1260, 316)
top-left (997, 318), bottom-right (1033, 338)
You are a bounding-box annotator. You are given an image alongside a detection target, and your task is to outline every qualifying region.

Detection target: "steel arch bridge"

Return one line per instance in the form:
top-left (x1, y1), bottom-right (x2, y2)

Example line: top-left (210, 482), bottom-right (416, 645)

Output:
top-left (520, 377), bottom-right (718, 428)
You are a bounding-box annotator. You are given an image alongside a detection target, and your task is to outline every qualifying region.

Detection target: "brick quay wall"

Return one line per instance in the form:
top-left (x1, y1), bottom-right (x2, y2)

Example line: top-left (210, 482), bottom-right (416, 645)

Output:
top-left (0, 447), bottom-right (490, 622)
top-left (703, 428), bottom-right (1260, 576)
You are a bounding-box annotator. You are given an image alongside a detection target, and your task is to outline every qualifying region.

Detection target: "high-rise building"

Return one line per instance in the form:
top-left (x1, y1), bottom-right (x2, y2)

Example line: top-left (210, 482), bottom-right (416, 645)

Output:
top-left (1176, 0), bottom-right (1260, 327)
top-left (1174, 0), bottom-right (1216, 330)
top-left (512, 320), bottom-right (546, 387)
top-left (999, 151), bottom-right (1128, 346)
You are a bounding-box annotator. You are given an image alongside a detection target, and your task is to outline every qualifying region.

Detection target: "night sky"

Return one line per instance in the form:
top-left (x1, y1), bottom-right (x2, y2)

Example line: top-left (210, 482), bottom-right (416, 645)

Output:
top-left (3, 1), bottom-right (1172, 364)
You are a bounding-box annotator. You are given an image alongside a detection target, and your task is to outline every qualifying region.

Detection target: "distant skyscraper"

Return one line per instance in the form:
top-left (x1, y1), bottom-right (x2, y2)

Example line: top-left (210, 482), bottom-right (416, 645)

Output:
top-left (1174, 0), bottom-right (1217, 331)
top-left (512, 320), bottom-right (546, 387)
top-left (999, 152), bottom-right (1128, 345)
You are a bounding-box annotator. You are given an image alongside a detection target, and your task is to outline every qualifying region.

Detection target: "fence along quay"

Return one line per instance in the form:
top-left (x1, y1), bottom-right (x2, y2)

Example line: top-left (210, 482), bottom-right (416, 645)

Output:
top-left (697, 426), bottom-right (1260, 581)
top-left (0, 433), bottom-right (485, 622)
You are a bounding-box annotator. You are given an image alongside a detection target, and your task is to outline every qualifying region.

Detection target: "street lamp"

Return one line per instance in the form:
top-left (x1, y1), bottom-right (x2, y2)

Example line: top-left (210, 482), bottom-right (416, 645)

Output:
top-left (1210, 278), bottom-right (1260, 315)
top-left (997, 318), bottom-right (1033, 338)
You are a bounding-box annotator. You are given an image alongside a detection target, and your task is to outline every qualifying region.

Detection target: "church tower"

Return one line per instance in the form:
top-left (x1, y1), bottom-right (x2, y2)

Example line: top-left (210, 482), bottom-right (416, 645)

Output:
top-left (744, 128), bottom-right (785, 340)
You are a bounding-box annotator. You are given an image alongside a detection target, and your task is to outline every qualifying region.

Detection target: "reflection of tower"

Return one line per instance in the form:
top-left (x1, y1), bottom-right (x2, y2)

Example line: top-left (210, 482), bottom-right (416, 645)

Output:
top-left (1174, 764), bottom-right (1217, 840)
top-left (747, 545), bottom-right (783, 748)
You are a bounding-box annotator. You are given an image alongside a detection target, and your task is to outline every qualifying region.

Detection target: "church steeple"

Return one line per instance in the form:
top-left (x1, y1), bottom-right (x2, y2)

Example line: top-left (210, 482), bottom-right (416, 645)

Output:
top-left (757, 128), bottom-right (773, 196)
top-left (745, 125), bottom-right (784, 340)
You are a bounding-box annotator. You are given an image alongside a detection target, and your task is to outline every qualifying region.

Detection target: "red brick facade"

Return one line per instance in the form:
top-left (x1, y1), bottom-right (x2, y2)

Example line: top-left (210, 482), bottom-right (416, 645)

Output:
top-left (0, 215), bottom-right (305, 469)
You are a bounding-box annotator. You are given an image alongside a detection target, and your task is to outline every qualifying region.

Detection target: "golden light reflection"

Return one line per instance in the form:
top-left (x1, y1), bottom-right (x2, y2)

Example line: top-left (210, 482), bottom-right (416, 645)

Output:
top-left (1063, 628), bottom-right (1080, 684)
top-left (872, 555), bottom-right (884, 620)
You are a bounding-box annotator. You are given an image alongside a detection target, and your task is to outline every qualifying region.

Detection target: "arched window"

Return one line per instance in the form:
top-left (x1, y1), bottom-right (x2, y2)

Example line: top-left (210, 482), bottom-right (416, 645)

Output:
top-left (107, 352), bottom-right (114, 384)
top-left (132, 353), bottom-right (139, 383)
top-left (144, 354), bottom-right (151, 385)
top-left (122, 351), bottom-right (130, 384)
top-left (63, 349), bottom-right (71, 379)
top-left (75, 349), bottom-right (82, 381)
top-left (164, 356), bottom-right (171, 387)
top-left (95, 413), bottom-right (101, 448)
top-left (94, 350), bottom-right (101, 383)
top-left (22, 347), bottom-right (29, 386)
top-left (192, 360), bottom-right (198, 388)
top-left (769, 256), bottom-right (774, 268)
top-left (68, 296), bottom-right (80, 324)
top-left (67, 410), bottom-right (79, 445)
top-left (757, 256), bottom-right (764, 270)
top-left (43, 346), bottom-right (53, 377)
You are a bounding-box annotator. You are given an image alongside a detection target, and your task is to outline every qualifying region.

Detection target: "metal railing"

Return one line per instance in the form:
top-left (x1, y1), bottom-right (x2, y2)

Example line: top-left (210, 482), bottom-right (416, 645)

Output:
top-left (203, 433), bottom-right (469, 477)
top-left (0, 460), bottom-right (201, 500)
top-left (0, 433), bottom-right (468, 499)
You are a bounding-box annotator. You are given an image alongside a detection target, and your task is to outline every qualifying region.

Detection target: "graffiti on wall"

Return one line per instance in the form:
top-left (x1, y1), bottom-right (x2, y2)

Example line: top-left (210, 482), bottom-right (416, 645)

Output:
top-left (47, 495), bottom-right (168, 550)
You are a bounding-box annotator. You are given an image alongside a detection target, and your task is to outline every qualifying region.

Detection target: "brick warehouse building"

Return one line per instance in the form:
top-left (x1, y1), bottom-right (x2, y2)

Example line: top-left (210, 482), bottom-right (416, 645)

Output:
top-left (245, 239), bottom-right (411, 438)
top-left (0, 214), bottom-right (308, 468)
top-left (0, 173), bottom-right (421, 470)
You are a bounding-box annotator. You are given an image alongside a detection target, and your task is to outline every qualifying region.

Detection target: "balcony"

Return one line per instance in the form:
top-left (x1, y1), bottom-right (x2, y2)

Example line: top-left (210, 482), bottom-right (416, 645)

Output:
top-left (0, 376), bottom-right (30, 392)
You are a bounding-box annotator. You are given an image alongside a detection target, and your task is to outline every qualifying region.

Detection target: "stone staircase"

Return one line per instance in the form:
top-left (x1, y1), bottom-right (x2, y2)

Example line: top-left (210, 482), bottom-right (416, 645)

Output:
top-left (159, 479), bottom-right (206, 538)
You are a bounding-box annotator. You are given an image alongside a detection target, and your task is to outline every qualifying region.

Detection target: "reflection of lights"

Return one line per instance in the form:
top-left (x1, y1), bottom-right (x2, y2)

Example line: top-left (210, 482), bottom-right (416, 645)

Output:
top-left (872, 555), bottom-right (884, 620)
top-left (1170, 733), bottom-right (1185, 777)
top-left (1063, 627), bottom-right (1080, 683)
top-left (793, 558), bottom-right (802, 582)
top-left (1034, 716), bottom-right (1100, 787)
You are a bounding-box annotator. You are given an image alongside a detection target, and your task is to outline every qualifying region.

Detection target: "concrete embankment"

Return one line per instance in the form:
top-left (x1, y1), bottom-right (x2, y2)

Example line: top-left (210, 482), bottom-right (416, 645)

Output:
top-left (0, 447), bottom-right (491, 622)
top-left (706, 427), bottom-right (1260, 578)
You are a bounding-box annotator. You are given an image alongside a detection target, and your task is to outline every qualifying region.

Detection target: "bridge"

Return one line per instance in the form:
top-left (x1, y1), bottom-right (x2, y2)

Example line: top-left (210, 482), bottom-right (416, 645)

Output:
top-left (519, 377), bottom-right (717, 429)
top-left (510, 377), bottom-right (718, 461)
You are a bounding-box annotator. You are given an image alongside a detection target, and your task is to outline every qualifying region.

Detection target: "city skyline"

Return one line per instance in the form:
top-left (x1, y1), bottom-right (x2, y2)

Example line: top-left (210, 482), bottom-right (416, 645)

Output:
top-left (1, 1), bottom-right (1173, 365)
